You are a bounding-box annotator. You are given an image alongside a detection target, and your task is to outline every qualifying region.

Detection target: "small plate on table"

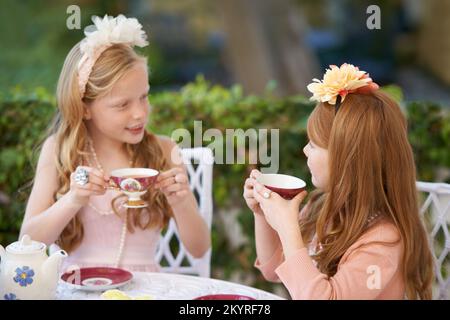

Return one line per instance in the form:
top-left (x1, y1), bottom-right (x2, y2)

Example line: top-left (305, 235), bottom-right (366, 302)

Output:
top-left (61, 267), bottom-right (133, 291)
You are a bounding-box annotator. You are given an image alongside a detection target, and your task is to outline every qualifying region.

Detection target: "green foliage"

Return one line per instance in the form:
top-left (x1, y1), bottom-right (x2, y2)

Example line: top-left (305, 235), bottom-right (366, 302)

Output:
top-left (0, 77), bottom-right (449, 295)
top-left (407, 101), bottom-right (450, 182)
top-left (0, 87), bottom-right (56, 244)
top-left (0, 0), bottom-right (120, 93)
top-left (149, 76), bottom-right (315, 207)
top-left (379, 84), bottom-right (404, 104)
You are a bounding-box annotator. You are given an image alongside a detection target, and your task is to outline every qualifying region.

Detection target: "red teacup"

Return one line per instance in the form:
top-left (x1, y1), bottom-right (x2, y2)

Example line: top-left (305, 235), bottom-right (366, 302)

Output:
top-left (256, 173), bottom-right (306, 200)
top-left (109, 168), bottom-right (159, 208)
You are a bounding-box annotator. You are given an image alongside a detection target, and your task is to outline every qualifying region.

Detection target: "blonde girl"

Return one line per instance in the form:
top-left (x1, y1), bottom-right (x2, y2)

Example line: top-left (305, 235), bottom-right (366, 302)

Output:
top-left (20, 15), bottom-right (210, 272)
top-left (244, 64), bottom-right (434, 299)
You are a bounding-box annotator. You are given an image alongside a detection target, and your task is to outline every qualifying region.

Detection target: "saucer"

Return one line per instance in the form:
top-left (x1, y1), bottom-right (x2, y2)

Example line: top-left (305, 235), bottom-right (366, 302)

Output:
top-left (60, 267), bottom-right (133, 292)
top-left (123, 203), bottom-right (148, 209)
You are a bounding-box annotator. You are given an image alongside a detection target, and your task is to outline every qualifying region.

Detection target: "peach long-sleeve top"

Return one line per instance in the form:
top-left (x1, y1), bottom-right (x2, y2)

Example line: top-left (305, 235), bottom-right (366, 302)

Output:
top-left (255, 218), bottom-right (405, 299)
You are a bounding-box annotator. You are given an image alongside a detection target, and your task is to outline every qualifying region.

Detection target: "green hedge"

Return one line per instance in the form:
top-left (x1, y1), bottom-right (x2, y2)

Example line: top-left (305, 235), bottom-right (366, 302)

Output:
top-left (1, 77), bottom-right (449, 294)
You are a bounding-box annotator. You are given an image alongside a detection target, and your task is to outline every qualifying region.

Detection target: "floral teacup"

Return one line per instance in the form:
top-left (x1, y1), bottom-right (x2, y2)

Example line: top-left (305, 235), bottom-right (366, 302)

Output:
top-left (109, 168), bottom-right (159, 208)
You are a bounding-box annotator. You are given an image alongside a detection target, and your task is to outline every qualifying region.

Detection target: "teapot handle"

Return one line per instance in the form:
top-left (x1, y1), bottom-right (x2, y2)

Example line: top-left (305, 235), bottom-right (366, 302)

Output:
top-left (48, 243), bottom-right (62, 256)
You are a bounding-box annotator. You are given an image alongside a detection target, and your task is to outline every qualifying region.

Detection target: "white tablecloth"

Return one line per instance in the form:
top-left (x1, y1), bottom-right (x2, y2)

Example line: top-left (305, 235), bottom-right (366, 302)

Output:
top-left (56, 272), bottom-right (284, 300)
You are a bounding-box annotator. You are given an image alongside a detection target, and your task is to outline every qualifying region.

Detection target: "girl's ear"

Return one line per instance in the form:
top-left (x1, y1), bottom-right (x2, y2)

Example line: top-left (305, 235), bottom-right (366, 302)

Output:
top-left (83, 103), bottom-right (92, 120)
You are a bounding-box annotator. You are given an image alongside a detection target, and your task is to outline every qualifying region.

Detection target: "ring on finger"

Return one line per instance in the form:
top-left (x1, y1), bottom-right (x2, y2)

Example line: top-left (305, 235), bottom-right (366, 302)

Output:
top-left (175, 174), bottom-right (184, 184)
top-left (74, 167), bottom-right (89, 186)
top-left (263, 191), bottom-right (271, 199)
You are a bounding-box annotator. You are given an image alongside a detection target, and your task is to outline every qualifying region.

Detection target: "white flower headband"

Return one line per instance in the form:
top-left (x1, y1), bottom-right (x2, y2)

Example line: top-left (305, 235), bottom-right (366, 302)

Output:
top-left (77, 14), bottom-right (149, 97)
top-left (307, 63), bottom-right (379, 113)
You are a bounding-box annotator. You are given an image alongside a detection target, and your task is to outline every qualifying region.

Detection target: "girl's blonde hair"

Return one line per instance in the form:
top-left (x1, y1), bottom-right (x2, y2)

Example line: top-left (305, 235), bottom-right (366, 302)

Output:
top-left (49, 42), bottom-right (173, 252)
top-left (302, 91), bottom-right (434, 299)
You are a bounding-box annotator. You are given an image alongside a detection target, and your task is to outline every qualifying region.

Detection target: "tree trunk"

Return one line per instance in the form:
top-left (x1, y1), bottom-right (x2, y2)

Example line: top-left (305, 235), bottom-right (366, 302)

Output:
top-left (217, 0), bottom-right (319, 96)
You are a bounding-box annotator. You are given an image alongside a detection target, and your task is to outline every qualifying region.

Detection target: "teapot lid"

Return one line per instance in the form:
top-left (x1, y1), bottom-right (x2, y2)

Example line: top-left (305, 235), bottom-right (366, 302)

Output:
top-left (6, 235), bottom-right (46, 254)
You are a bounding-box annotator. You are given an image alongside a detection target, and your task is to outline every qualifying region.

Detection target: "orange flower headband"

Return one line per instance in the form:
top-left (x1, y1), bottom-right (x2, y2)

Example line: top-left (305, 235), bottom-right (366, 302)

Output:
top-left (77, 15), bottom-right (149, 98)
top-left (307, 63), bottom-right (379, 113)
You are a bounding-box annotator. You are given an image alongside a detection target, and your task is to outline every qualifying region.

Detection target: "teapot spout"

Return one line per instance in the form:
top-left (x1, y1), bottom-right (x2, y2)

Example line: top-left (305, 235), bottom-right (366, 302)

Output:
top-left (41, 249), bottom-right (68, 283)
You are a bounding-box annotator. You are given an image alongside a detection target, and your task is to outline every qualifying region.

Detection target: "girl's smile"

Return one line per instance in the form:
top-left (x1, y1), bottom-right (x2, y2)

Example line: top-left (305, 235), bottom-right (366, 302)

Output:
top-left (126, 123), bottom-right (145, 135)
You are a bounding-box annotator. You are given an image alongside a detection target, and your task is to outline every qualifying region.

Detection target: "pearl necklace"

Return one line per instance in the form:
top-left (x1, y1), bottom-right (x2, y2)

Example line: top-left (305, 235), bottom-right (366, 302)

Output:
top-left (366, 211), bottom-right (381, 226)
top-left (86, 137), bottom-right (132, 267)
top-left (85, 138), bottom-right (132, 215)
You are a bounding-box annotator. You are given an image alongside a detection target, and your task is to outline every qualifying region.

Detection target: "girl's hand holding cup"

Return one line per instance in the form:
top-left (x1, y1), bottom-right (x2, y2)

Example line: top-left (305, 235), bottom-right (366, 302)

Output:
top-left (154, 167), bottom-right (190, 206)
top-left (243, 169), bottom-right (264, 216)
top-left (68, 166), bottom-right (110, 206)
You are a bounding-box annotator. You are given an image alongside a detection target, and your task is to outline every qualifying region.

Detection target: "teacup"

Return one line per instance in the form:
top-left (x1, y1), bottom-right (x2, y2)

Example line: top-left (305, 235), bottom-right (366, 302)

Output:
top-left (256, 173), bottom-right (306, 200)
top-left (109, 168), bottom-right (159, 208)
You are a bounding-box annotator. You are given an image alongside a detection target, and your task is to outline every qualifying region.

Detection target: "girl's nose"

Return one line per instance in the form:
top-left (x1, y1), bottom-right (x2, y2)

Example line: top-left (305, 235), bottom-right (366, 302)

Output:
top-left (132, 103), bottom-right (147, 120)
top-left (303, 145), bottom-right (308, 157)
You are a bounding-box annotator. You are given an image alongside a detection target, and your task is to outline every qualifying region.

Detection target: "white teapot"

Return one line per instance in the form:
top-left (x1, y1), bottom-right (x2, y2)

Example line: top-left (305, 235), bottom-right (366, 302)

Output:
top-left (0, 235), bottom-right (67, 300)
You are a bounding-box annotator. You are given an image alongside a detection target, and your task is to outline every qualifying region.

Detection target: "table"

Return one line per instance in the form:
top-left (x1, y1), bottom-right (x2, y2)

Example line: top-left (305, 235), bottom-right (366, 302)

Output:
top-left (56, 272), bottom-right (284, 300)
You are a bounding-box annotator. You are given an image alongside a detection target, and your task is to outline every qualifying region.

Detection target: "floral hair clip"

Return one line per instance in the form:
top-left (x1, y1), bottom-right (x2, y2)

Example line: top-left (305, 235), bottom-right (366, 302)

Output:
top-left (77, 14), bottom-right (149, 97)
top-left (306, 63), bottom-right (379, 113)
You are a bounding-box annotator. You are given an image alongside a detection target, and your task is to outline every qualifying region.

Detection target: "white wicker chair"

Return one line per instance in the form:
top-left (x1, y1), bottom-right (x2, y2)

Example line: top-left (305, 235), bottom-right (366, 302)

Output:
top-left (417, 181), bottom-right (450, 299)
top-left (155, 147), bottom-right (214, 277)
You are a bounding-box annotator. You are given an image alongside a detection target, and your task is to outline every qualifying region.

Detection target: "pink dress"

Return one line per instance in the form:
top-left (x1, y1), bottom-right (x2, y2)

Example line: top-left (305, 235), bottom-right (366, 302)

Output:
top-left (62, 189), bottom-right (162, 273)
